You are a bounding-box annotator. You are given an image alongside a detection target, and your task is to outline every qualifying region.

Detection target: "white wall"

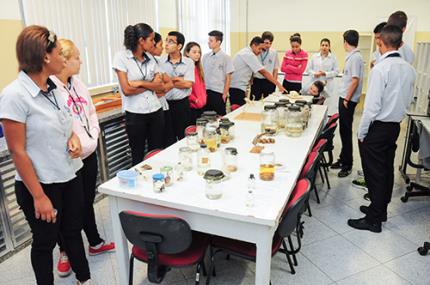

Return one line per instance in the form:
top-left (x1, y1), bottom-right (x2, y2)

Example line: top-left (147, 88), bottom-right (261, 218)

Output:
top-left (231, 0), bottom-right (429, 32)
top-left (0, 0), bottom-right (21, 20)
top-left (158, 0), bottom-right (177, 28)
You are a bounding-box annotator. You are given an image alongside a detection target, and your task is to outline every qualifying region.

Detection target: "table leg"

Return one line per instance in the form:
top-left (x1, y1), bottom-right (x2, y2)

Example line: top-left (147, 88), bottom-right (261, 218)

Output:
top-left (255, 232), bottom-right (273, 285)
top-left (110, 197), bottom-right (130, 284)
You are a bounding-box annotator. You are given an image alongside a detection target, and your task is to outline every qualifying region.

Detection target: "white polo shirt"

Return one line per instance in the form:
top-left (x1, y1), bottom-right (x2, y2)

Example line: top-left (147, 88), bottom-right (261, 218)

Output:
top-left (254, 48), bottom-right (279, 79)
top-left (339, 48), bottom-right (364, 103)
top-left (230, 47), bottom-right (264, 91)
top-left (158, 55), bottom-right (195, 101)
top-left (202, 50), bottom-right (234, 94)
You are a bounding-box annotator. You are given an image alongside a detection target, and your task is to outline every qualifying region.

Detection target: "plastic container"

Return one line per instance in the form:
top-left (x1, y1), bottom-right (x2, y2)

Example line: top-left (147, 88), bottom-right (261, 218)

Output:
top-left (117, 170), bottom-right (138, 188)
top-left (152, 173), bottom-right (165, 193)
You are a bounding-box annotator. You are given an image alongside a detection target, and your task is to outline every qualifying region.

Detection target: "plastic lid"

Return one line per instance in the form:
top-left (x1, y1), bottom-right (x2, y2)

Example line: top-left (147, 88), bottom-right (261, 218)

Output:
top-left (288, 105), bottom-right (301, 111)
top-left (275, 101), bottom-right (288, 107)
top-left (187, 131), bottom-right (197, 136)
top-left (161, 165), bottom-right (173, 172)
top-left (200, 143), bottom-right (207, 148)
top-left (279, 99), bottom-right (290, 104)
top-left (152, 173), bottom-right (165, 181)
top-left (225, 147), bottom-right (238, 155)
top-left (117, 170), bottom-right (137, 179)
top-left (264, 104), bottom-right (277, 111)
top-left (203, 111), bottom-right (217, 116)
top-left (179, 146), bottom-right (192, 152)
top-left (203, 169), bottom-right (225, 181)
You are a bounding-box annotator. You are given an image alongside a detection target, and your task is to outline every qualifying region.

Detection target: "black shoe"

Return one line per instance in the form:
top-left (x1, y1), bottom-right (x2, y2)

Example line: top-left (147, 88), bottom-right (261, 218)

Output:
top-left (359, 206), bottom-right (387, 222)
top-left (331, 160), bottom-right (343, 169)
top-left (347, 217), bottom-right (382, 233)
top-left (338, 167), bottom-right (352, 178)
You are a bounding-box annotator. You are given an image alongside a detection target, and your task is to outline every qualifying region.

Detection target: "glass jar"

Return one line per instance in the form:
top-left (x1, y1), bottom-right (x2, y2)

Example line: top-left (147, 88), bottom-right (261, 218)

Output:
top-left (223, 147), bottom-right (238, 175)
top-left (175, 162), bottom-right (184, 181)
top-left (219, 121), bottom-right (232, 144)
top-left (202, 111), bottom-right (218, 127)
top-left (285, 105), bottom-right (304, 137)
top-left (275, 101), bottom-right (288, 129)
top-left (152, 173), bottom-right (165, 193)
top-left (160, 165), bottom-right (174, 186)
top-left (204, 169), bottom-right (225, 199)
top-left (196, 118), bottom-right (208, 144)
top-left (259, 149), bottom-right (275, 181)
top-left (178, 146), bottom-right (193, 171)
top-left (228, 122), bottom-right (235, 139)
top-left (279, 99), bottom-right (290, 105)
top-left (203, 125), bottom-right (219, 152)
top-left (197, 144), bottom-right (211, 176)
top-left (261, 105), bottom-right (278, 135)
top-left (186, 131), bottom-right (200, 152)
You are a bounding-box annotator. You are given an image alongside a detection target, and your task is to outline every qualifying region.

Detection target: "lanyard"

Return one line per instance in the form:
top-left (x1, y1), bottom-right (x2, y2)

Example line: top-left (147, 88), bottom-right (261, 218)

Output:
top-left (64, 85), bottom-right (93, 139)
top-left (133, 57), bottom-right (148, 80)
top-left (41, 91), bottom-right (60, 110)
top-left (260, 51), bottom-right (269, 63)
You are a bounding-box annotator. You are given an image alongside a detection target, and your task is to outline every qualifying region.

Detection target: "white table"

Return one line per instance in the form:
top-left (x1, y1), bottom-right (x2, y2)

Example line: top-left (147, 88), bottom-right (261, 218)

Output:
top-left (265, 93), bottom-right (314, 104)
top-left (98, 103), bottom-right (327, 285)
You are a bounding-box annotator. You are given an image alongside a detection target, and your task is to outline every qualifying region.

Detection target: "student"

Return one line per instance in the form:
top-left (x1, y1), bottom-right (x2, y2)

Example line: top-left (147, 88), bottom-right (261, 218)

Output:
top-left (305, 38), bottom-right (339, 113)
top-left (301, 80), bottom-right (326, 105)
top-left (370, 22), bottom-right (387, 68)
top-left (159, 31), bottom-right (195, 140)
top-left (113, 23), bottom-right (164, 165)
top-left (149, 32), bottom-right (176, 148)
top-left (331, 30), bottom-right (364, 178)
top-left (51, 39), bottom-right (115, 277)
top-left (281, 33), bottom-right (308, 92)
top-left (348, 25), bottom-right (416, 232)
top-left (251, 31), bottom-right (280, 100)
top-left (229, 36), bottom-right (285, 106)
top-left (0, 25), bottom-right (91, 285)
top-left (202, 30), bottom-right (234, 116)
top-left (184, 42), bottom-right (207, 124)
top-left (387, 11), bottom-right (414, 64)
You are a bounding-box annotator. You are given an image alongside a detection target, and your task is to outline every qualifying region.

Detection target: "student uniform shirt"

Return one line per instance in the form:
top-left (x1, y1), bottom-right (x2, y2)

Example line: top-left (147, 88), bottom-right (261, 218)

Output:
top-left (230, 47), bottom-right (264, 92)
top-left (372, 42), bottom-right (414, 65)
top-left (339, 48), bottom-right (364, 103)
top-left (112, 49), bottom-right (162, 114)
top-left (149, 54), bottom-right (169, 111)
top-left (306, 52), bottom-right (339, 82)
top-left (357, 51), bottom-right (416, 140)
top-left (202, 50), bottom-right (234, 93)
top-left (253, 49), bottom-right (279, 79)
top-left (0, 71), bottom-right (82, 183)
top-left (158, 55), bottom-right (195, 101)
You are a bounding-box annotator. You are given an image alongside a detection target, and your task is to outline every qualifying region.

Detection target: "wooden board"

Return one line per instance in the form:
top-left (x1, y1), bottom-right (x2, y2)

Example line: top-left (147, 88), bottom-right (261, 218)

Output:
top-left (233, 112), bottom-right (262, 121)
top-left (93, 95), bottom-right (122, 112)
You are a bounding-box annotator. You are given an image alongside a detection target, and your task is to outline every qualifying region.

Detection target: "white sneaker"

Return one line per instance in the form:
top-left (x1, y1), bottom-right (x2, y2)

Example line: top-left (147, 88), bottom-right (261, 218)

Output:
top-left (76, 279), bottom-right (94, 285)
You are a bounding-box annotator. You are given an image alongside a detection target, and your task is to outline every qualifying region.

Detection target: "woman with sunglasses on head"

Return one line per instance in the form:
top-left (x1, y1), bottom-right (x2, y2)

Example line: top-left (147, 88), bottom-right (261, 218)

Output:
top-left (51, 38), bottom-right (115, 278)
top-left (113, 23), bottom-right (164, 165)
top-left (0, 25), bottom-right (92, 285)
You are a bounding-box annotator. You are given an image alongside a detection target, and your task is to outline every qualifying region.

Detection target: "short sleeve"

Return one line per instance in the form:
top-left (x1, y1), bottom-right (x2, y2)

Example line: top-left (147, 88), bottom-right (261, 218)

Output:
top-left (184, 60), bottom-right (195, 83)
top-left (0, 91), bottom-right (28, 123)
top-left (241, 52), bottom-right (263, 73)
top-left (112, 51), bottom-right (127, 73)
top-left (225, 55), bottom-right (235, 74)
top-left (274, 52), bottom-right (280, 69)
top-left (350, 55), bottom-right (362, 78)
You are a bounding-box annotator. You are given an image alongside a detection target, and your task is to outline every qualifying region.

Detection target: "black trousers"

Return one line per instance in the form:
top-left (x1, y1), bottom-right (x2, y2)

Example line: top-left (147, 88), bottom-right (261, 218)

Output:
top-left (163, 110), bottom-right (176, 148)
top-left (229, 88), bottom-right (246, 106)
top-left (338, 97), bottom-right (358, 168)
top-left (167, 97), bottom-right (191, 141)
top-left (282, 80), bottom-right (301, 93)
top-left (190, 108), bottom-right (204, 125)
top-left (15, 177), bottom-right (90, 285)
top-left (251, 78), bottom-right (276, 100)
top-left (359, 121), bottom-right (400, 223)
top-left (205, 89), bottom-right (226, 116)
top-left (125, 108), bottom-right (165, 165)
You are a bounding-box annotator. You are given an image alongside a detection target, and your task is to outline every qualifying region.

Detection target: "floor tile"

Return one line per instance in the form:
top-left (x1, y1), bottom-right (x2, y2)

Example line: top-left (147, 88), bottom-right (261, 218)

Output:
top-left (336, 265), bottom-right (410, 285)
top-left (312, 203), bottom-right (362, 234)
top-left (300, 214), bottom-right (338, 246)
top-left (385, 252), bottom-right (430, 285)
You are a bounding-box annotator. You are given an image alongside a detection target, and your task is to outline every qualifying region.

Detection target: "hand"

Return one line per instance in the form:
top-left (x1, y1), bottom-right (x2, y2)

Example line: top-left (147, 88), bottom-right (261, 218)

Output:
top-left (314, 71), bottom-right (322, 77)
top-left (319, 71), bottom-right (326, 76)
top-left (222, 93), bottom-right (227, 102)
top-left (171, 77), bottom-right (183, 82)
top-left (67, 133), bottom-right (82, 158)
top-left (343, 99), bottom-right (349, 109)
top-left (278, 84), bottom-right (286, 94)
top-left (34, 194), bottom-right (56, 223)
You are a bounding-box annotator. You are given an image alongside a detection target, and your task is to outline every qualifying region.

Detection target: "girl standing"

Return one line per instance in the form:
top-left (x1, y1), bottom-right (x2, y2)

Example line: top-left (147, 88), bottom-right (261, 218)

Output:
top-left (281, 33), bottom-right (308, 92)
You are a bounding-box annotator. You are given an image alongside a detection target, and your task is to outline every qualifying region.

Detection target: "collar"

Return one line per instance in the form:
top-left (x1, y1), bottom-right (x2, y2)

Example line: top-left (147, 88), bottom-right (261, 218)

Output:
top-left (126, 49), bottom-right (151, 64)
top-left (18, 71), bottom-right (57, 98)
top-left (345, 48), bottom-right (360, 61)
top-left (166, 53), bottom-right (184, 64)
top-left (211, 49), bottom-right (222, 56)
top-left (51, 75), bottom-right (75, 90)
top-left (317, 52), bottom-right (332, 58)
top-left (380, 50), bottom-right (401, 61)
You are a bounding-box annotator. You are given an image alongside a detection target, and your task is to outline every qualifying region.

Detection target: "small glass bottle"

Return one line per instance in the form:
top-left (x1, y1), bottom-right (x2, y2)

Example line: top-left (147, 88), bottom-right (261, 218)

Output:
top-left (223, 147), bottom-right (238, 175)
top-left (261, 105), bottom-right (278, 135)
top-left (197, 144), bottom-right (211, 176)
top-left (178, 147), bottom-right (193, 171)
top-left (160, 165), bottom-right (174, 186)
top-left (259, 148), bottom-right (276, 181)
top-left (175, 162), bottom-right (184, 181)
top-left (203, 125), bottom-right (219, 153)
top-left (204, 169), bottom-right (225, 200)
top-left (186, 131), bottom-right (200, 152)
top-left (246, 174), bottom-right (256, 207)
top-left (152, 173), bottom-right (165, 193)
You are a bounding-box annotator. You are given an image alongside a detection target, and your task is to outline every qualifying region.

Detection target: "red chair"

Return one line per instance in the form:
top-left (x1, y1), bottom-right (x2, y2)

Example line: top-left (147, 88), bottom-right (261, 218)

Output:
top-left (206, 179), bottom-right (311, 283)
top-left (185, 125), bottom-right (197, 137)
top-left (119, 211), bottom-right (210, 285)
top-left (323, 113), bottom-right (339, 130)
top-left (312, 138), bottom-right (331, 189)
top-left (230, 104), bottom-right (241, 112)
top-left (143, 149), bottom-right (162, 161)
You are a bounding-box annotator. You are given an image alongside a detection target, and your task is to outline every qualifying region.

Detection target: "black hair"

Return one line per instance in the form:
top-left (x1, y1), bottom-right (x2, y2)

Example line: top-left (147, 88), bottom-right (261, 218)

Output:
top-left (168, 31), bottom-right (185, 50)
top-left (388, 11), bottom-right (408, 30)
top-left (343, 30), bottom-right (359, 47)
top-left (373, 22), bottom-right (387, 34)
top-left (154, 32), bottom-right (162, 45)
top-left (290, 33), bottom-right (301, 45)
top-left (208, 30), bottom-right (223, 43)
top-left (250, 36), bottom-right (264, 46)
top-left (380, 24), bottom-right (403, 49)
top-left (261, 31), bottom-right (274, 42)
top-left (320, 38), bottom-right (331, 53)
top-left (123, 23), bottom-right (154, 51)
top-left (313, 81), bottom-right (325, 94)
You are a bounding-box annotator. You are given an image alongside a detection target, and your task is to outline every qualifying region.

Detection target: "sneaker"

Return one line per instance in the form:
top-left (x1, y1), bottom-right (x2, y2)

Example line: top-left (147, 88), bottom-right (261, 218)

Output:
top-left (338, 167), bottom-right (352, 178)
top-left (352, 177), bottom-right (368, 191)
top-left (331, 160), bottom-right (343, 169)
top-left (88, 241), bottom-right (115, 256)
top-left (57, 251), bottom-right (72, 277)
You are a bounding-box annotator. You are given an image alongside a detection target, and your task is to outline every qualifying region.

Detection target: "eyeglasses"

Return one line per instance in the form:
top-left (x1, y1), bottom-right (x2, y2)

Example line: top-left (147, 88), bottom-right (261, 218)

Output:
top-left (166, 39), bottom-right (177, 45)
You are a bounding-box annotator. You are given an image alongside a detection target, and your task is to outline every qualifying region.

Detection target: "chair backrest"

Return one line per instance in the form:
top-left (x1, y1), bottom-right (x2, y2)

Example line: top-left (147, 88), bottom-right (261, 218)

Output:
top-left (312, 138), bottom-right (328, 154)
top-left (286, 178), bottom-right (311, 209)
top-left (184, 125), bottom-right (197, 137)
top-left (144, 149), bottom-right (162, 161)
top-left (231, 104), bottom-right (241, 111)
top-left (299, 151), bottom-right (319, 180)
top-left (323, 113), bottom-right (339, 130)
top-left (119, 211), bottom-right (192, 255)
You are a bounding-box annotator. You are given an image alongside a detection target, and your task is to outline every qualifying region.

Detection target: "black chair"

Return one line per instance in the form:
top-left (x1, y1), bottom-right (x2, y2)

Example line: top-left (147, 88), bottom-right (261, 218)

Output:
top-left (119, 211), bottom-right (209, 285)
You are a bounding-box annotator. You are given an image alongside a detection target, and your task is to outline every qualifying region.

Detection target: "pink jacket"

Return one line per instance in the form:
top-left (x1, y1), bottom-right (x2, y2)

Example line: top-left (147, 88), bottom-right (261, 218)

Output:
top-left (51, 75), bottom-right (100, 159)
top-left (189, 67), bottom-right (207, 109)
top-left (281, 49), bottom-right (308, 83)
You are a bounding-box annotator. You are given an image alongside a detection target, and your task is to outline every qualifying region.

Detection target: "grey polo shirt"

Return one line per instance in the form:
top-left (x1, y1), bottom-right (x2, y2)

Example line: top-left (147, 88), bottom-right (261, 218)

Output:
top-left (339, 48), bottom-right (364, 103)
top-left (254, 49), bottom-right (279, 79)
top-left (150, 54), bottom-right (169, 111)
top-left (230, 47), bottom-right (264, 91)
top-left (158, 55), bottom-right (195, 101)
top-left (112, 49), bottom-right (162, 114)
top-left (399, 43), bottom-right (414, 65)
top-left (0, 71), bottom-right (82, 183)
top-left (202, 50), bottom-right (234, 93)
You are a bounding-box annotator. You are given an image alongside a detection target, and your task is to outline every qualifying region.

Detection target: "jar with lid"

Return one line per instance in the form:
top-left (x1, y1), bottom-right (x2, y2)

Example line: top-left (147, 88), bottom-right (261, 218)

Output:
top-left (219, 121), bottom-right (232, 144)
top-left (186, 131), bottom-right (200, 152)
top-left (261, 104), bottom-right (278, 135)
top-left (196, 118), bottom-right (208, 144)
top-left (160, 166), bottom-right (174, 186)
top-left (259, 148), bottom-right (275, 181)
top-left (202, 111), bottom-right (218, 127)
top-left (178, 146), bottom-right (193, 171)
top-left (203, 125), bottom-right (219, 152)
top-left (294, 101), bottom-right (309, 129)
top-left (285, 105), bottom-right (304, 137)
top-left (279, 99), bottom-right (290, 105)
top-left (203, 169), bottom-right (225, 199)
top-left (274, 101), bottom-right (288, 129)
top-left (197, 144), bottom-right (211, 176)
top-left (223, 147), bottom-right (238, 175)
top-left (152, 173), bottom-right (165, 193)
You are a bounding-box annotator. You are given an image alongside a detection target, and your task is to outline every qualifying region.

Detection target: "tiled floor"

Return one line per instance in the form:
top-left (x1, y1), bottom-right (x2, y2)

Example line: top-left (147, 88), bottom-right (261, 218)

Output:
top-left (1, 111), bottom-right (430, 285)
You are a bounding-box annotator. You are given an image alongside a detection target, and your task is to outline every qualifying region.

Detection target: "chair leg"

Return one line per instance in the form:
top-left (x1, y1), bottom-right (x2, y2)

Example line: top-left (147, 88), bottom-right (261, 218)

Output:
top-left (323, 164), bottom-right (331, 189)
top-left (287, 236), bottom-right (298, 266)
top-left (318, 165), bottom-right (325, 184)
top-left (282, 240), bottom-right (296, 274)
top-left (313, 184), bottom-right (320, 204)
top-left (129, 255), bottom-right (134, 285)
top-left (307, 200), bottom-right (312, 217)
top-left (201, 261), bottom-right (207, 276)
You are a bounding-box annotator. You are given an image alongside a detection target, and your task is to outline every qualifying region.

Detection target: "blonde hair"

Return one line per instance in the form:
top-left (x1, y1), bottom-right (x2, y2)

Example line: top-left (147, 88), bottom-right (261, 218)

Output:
top-left (58, 38), bottom-right (76, 60)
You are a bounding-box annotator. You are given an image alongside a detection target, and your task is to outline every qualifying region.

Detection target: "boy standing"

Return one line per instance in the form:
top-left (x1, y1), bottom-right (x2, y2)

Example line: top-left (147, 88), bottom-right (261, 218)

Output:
top-left (387, 10), bottom-right (414, 64)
